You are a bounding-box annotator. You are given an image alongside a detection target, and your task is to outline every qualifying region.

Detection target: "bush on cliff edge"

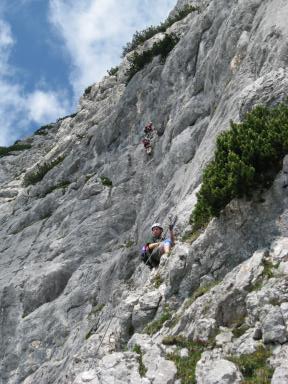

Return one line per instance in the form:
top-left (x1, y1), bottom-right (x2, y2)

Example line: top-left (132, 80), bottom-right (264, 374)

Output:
top-left (121, 4), bottom-right (199, 57)
top-left (126, 33), bottom-right (179, 83)
top-left (191, 103), bottom-right (288, 230)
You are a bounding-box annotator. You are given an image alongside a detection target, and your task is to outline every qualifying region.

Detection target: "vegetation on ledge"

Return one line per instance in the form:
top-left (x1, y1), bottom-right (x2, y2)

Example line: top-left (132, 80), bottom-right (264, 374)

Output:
top-left (145, 305), bottom-right (171, 335)
top-left (164, 336), bottom-right (207, 384)
top-left (24, 156), bottom-right (65, 187)
top-left (100, 175), bottom-right (113, 187)
top-left (228, 345), bottom-right (274, 383)
top-left (0, 143), bottom-right (32, 157)
top-left (107, 66), bottom-right (119, 76)
top-left (133, 344), bottom-right (147, 377)
top-left (184, 281), bottom-right (219, 309)
top-left (126, 33), bottom-right (179, 83)
top-left (122, 4), bottom-right (199, 57)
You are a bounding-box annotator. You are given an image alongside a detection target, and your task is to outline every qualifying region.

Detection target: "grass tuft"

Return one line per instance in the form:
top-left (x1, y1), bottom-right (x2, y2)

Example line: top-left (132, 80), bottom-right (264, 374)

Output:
top-left (232, 323), bottom-right (250, 339)
top-left (145, 305), bottom-right (171, 335)
top-left (228, 345), bottom-right (274, 383)
top-left (168, 313), bottom-right (181, 328)
top-left (100, 175), bottom-right (113, 187)
top-left (262, 258), bottom-right (274, 279)
top-left (164, 336), bottom-right (207, 384)
top-left (24, 156), bottom-right (65, 186)
top-left (42, 181), bottom-right (71, 197)
top-left (152, 273), bottom-right (163, 288)
top-left (133, 344), bottom-right (147, 377)
top-left (184, 281), bottom-right (219, 309)
top-left (249, 258), bottom-right (276, 292)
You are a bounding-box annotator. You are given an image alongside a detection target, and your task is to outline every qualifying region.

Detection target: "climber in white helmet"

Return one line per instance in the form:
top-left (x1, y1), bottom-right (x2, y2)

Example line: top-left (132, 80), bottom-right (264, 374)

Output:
top-left (141, 222), bottom-right (175, 268)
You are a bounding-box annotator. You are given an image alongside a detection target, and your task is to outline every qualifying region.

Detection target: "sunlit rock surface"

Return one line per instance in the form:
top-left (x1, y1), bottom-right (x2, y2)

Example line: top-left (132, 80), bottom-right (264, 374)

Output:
top-left (1, 0), bottom-right (288, 382)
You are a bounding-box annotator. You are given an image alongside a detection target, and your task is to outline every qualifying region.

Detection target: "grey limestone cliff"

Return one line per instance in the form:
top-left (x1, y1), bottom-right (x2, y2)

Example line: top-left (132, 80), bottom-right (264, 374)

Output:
top-left (1, 0), bottom-right (288, 383)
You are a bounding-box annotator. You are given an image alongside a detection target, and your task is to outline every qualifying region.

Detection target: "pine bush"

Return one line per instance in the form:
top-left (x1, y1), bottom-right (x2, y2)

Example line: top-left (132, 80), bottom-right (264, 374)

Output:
top-left (125, 33), bottom-right (179, 83)
top-left (191, 103), bottom-right (288, 230)
top-left (0, 143), bottom-right (32, 157)
top-left (122, 4), bottom-right (199, 57)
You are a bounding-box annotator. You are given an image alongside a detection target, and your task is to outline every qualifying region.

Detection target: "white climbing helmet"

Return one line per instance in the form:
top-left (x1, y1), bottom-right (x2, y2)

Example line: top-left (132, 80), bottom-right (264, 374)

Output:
top-left (151, 222), bottom-right (163, 230)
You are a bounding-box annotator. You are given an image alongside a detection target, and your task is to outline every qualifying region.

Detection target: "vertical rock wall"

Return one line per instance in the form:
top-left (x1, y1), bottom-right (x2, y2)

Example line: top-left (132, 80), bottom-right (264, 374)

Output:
top-left (1, 0), bottom-right (288, 382)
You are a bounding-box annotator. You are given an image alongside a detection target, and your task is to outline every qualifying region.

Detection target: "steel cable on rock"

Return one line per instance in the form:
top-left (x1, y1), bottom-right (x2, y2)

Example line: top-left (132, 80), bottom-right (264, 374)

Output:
top-left (93, 295), bottom-right (138, 360)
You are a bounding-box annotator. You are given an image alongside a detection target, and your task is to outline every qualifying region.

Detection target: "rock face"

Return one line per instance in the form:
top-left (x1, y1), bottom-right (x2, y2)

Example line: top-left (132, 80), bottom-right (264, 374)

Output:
top-left (195, 357), bottom-right (243, 384)
top-left (1, 0), bottom-right (288, 383)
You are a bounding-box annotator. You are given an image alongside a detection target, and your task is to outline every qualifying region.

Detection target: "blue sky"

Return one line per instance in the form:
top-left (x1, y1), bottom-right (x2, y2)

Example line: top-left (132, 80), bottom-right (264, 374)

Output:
top-left (0, 0), bottom-right (177, 146)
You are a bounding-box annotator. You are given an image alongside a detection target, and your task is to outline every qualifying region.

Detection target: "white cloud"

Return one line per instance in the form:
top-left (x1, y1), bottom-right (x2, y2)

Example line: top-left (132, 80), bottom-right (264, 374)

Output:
top-left (0, 19), bottom-right (14, 76)
top-left (48, 0), bottom-right (177, 97)
top-left (0, 19), bottom-right (13, 47)
top-left (0, 0), bottom-right (177, 145)
top-left (26, 90), bottom-right (68, 123)
top-left (0, 17), bottom-right (70, 146)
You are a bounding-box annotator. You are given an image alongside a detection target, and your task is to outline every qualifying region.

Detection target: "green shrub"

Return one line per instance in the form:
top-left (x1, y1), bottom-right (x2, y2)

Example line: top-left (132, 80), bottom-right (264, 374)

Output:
top-left (133, 344), bottom-right (147, 377)
top-left (232, 323), bottom-right (250, 338)
top-left (35, 114), bottom-right (76, 135)
top-left (57, 112), bottom-right (77, 123)
top-left (100, 175), bottom-right (113, 187)
top-left (0, 143), bottom-right (32, 157)
top-left (126, 33), bottom-right (179, 83)
top-left (168, 313), bottom-right (181, 328)
top-left (145, 306), bottom-right (171, 335)
top-left (34, 124), bottom-right (54, 136)
top-left (43, 180), bottom-right (71, 196)
top-left (191, 103), bottom-right (288, 231)
top-left (152, 273), bottom-right (163, 288)
top-left (232, 324), bottom-right (250, 339)
top-left (122, 4), bottom-right (199, 57)
top-left (24, 156), bottom-right (65, 186)
top-left (228, 345), bottom-right (274, 383)
top-left (107, 66), bottom-right (119, 76)
top-left (85, 174), bottom-right (94, 183)
top-left (162, 335), bottom-right (186, 346)
top-left (249, 258), bottom-right (276, 292)
top-left (262, 258), bottom-right (274, 279)
top-left (84, 85), bottom-right (92, 96)
top-left (35, 130), bottom-right (48, 136)
top-left (164, 336), bottom-right (206, 384)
